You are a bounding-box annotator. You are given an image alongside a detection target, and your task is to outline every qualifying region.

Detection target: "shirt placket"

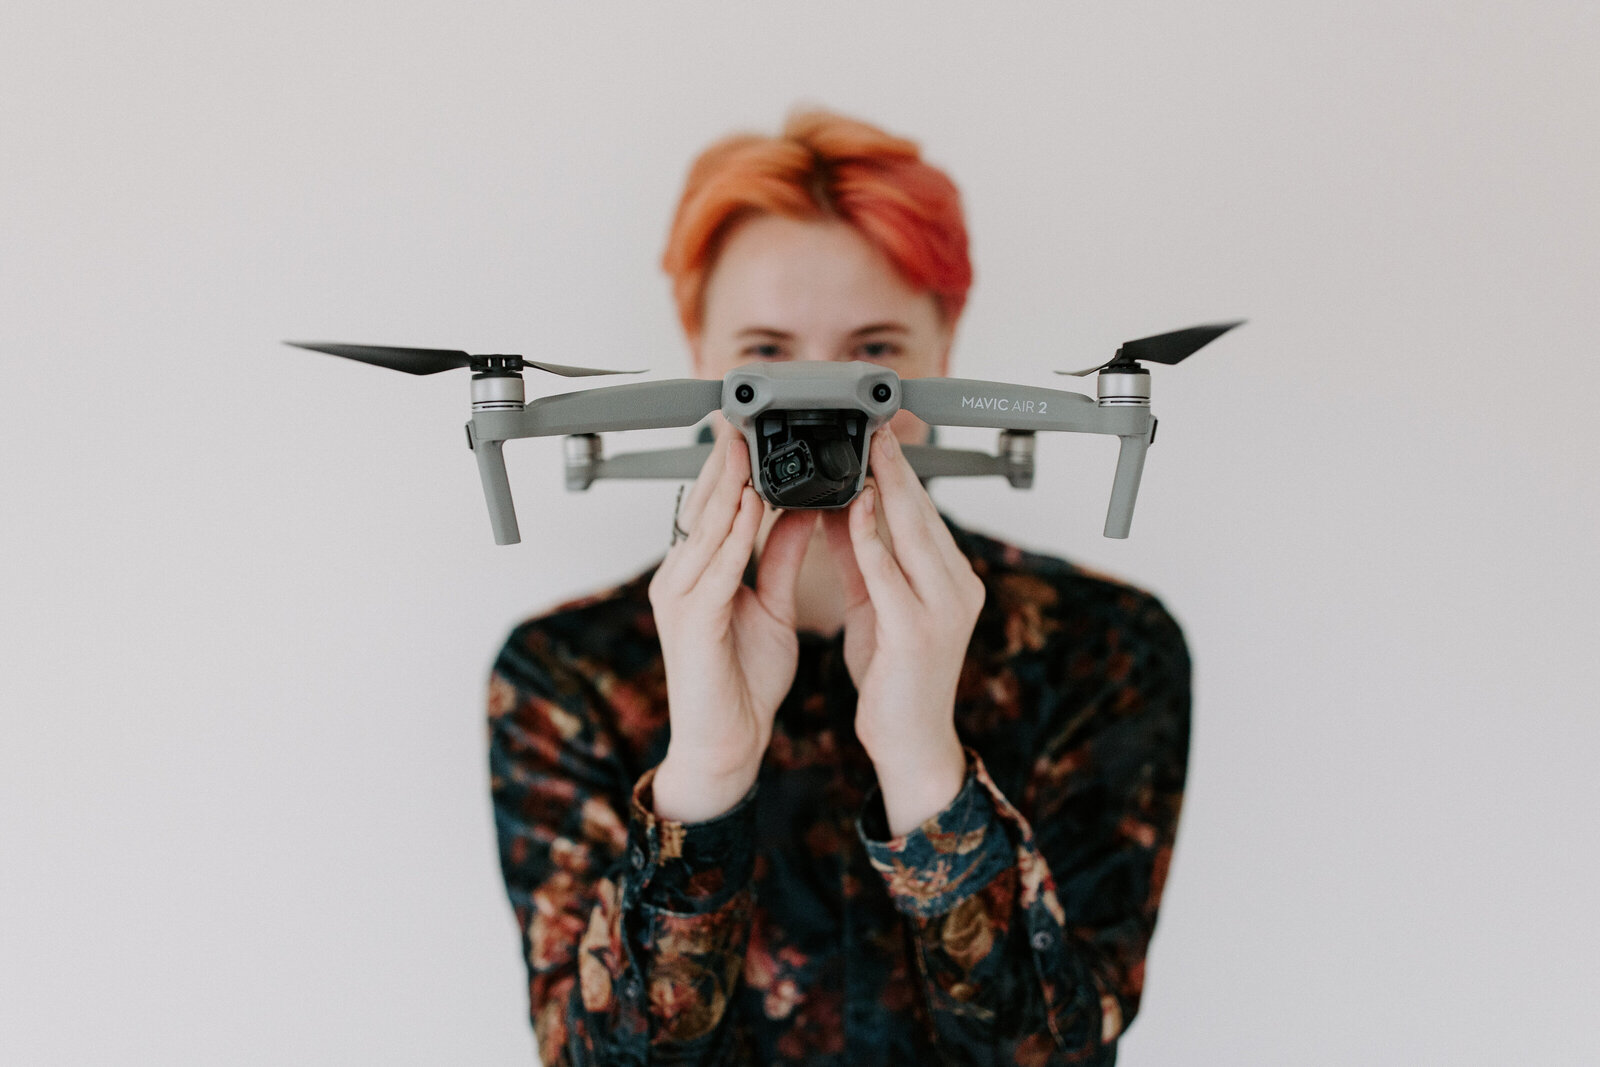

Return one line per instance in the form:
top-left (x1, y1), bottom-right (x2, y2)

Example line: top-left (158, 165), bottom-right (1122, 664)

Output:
top-left (819, 639), bottom-right (890, 1066)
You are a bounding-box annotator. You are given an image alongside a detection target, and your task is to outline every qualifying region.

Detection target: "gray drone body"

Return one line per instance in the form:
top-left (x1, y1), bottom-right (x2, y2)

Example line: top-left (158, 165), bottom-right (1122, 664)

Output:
top-left (285, 321), bottom-right (1242, 546)
top-left (722, 362), bottom-right (898, 510)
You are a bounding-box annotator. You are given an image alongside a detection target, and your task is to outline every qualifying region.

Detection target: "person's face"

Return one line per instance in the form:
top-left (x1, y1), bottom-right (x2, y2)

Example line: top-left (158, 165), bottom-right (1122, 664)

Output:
top-left (690, 213), bottom-right (953, 445)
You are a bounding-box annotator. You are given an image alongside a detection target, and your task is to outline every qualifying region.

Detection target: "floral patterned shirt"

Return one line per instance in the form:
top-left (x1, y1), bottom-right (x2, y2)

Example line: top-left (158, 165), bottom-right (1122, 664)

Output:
top-left (488, 518), bottom-right (1190, 1065)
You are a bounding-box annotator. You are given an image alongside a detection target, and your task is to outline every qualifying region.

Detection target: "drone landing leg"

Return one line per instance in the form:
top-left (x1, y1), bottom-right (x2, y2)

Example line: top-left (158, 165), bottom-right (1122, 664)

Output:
top-left (1104, 432), bottom-right (1150, 539)
top-left (470, 431), bottom-right (521, 545)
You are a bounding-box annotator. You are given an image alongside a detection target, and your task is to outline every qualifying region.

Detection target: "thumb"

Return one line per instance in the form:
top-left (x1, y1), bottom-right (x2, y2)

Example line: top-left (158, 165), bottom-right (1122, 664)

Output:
top-left (819, 508), bottom-right (869, 609)
top-left (754, 508), bottom-right (813, 627)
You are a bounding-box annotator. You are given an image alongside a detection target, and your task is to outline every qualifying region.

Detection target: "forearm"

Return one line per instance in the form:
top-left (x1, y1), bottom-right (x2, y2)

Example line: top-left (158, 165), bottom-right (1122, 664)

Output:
top-left (652, 744), bottom-right (763, 824)
top-left (866, 725), bottom-right (967, 837)
top-left (859, 747), bottom-right (1132, 1063)
top-left (509, 760), bottom-right (761, 1066)
top-left (629, 763), bottom-right (760, 1051)
top-left (538, 875), bottom-right (755, 1066)
top-left (899, 869), bottom-right (1125, 1065)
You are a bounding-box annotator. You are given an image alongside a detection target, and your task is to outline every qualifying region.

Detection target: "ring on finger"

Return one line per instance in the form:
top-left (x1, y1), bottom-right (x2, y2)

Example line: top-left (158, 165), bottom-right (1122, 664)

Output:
top-left (669, 484), bottom-right (691, 546)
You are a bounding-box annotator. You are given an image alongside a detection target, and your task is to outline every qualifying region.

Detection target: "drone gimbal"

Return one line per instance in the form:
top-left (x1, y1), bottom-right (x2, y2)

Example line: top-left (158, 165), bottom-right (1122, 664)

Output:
top-left (286, 322), bottom-right (1241, 545)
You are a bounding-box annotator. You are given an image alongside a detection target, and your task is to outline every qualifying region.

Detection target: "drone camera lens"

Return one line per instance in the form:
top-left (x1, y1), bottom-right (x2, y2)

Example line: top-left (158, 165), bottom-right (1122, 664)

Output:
top-left (872, 383), bottom-right (892, 403)
top-left (735, 383), bottom-right (755, 404)
top-left (764, 440), bottom-right (814, 489)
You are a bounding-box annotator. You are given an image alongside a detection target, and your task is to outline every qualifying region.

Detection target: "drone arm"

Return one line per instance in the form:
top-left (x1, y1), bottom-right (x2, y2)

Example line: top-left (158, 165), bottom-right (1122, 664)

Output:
top-left (900, 444), bottom-right (1010, 479)
top-left (900, 377), bottom-right (1105, 432)
top-left (466, 379), bottom-right (720, 544)
top-left (572, 441), bottom-right (1019, 490)
top-left (478, 379), bottom-right (724, 442)
top-left (1104, 433), bottom-right (1150, 539)
top-left (903, 377), bottom-right (1157, 538)
top-left (467, 424), bottom-right (521, 545)
top-left (583, 444), bottom-right (714, 484)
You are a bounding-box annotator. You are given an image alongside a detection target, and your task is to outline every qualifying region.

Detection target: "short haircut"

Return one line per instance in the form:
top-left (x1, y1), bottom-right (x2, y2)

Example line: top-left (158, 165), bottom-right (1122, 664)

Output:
top-left (661, 110), bottom-right (973, 337)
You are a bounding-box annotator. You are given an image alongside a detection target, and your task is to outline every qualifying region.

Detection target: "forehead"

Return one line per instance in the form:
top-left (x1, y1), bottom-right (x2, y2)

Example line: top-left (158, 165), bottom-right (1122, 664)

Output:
top-left (701, 214), bottom-right (937, 333)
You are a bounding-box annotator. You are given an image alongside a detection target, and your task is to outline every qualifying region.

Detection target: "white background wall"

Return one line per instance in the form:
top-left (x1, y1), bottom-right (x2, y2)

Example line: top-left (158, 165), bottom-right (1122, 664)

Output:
top-left (3, 2), bottom-right (1597, 1064)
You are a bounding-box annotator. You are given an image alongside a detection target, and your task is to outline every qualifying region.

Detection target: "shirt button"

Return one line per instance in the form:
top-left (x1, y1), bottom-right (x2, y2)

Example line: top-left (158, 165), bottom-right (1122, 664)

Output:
top-left (1031, 930), bottom-right (1054, 952)
top-left (623, 975), bottom-right (642, 1002)
top-left (630, 846), bottom-right (646, 870)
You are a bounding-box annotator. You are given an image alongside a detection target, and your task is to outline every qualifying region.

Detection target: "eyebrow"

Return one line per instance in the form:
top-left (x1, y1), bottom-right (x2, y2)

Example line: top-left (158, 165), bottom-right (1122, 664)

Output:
top-left (849, 322), bottom-right (910, 337)
top-left (734, 322), bottom-right (910, 339)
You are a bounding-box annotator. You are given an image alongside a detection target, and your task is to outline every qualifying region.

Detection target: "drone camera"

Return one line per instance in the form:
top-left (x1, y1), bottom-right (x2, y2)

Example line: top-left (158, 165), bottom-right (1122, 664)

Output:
top-left (764, 440), bottom-right (814, 489)
top-left (722, 361), bottom-right (900, 509)
top-left (755, 409), bottom-right (868, 508)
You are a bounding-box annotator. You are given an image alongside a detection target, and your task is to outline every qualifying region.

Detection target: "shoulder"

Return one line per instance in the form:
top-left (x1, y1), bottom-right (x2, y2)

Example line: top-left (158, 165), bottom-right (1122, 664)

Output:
top-left (947, 517), bottom-right (1189, 679)
top-left (488, 562), bottom-right (672, 775)
top-left (490, 563), bottom-right (663, 705)
top-left (945, 517), bottom-right (1192, 814)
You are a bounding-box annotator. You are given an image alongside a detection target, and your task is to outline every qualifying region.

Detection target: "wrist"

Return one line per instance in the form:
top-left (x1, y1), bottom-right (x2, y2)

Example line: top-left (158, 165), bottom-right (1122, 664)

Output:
top-left (853, 674), bottom-right (962, 764)
top-left (857, 708), bottom-right (959, 771)
top-left (652, 746), bottom-right (761, 824)
top-left (868, 730), bottom-right (967, 838)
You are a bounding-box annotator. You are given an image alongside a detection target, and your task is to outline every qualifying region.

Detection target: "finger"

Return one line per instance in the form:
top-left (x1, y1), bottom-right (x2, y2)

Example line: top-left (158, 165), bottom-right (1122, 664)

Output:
top-left (698, 484), bottom-right (764, 601)
top-left (665, 435), bottom-right (750, 589)
top-left (848, 485), bottom-right (919, 618)
top-left (875, 428), bottom-right (972, 578)
top-left (754, 508), bottom-right (814, 629)
top-left (819, 509), bottom-right (869, 610)
top-left (674, 424), bottom-right (732, 536)
top-left (868, 430), bottom-right (953, 595)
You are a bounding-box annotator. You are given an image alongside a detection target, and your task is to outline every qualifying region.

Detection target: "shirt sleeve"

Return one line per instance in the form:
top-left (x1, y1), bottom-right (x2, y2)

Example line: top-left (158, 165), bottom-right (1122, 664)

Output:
top-left (489, 625), bottom-right (759, 1066)
top-left (856, 593), bottom-right (1191, 1064)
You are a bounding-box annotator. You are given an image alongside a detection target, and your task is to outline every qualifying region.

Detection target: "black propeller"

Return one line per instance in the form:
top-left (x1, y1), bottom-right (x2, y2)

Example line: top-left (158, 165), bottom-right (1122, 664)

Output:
top-left (284, 342), bottom-right (639, 378)
top-left (1059, 320), bottom-right (1245, 377)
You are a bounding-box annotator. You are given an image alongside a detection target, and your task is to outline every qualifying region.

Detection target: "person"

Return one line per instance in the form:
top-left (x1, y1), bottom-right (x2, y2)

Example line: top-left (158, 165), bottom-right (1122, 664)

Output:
top-left (487, 110), bottom-right (1191, 1066)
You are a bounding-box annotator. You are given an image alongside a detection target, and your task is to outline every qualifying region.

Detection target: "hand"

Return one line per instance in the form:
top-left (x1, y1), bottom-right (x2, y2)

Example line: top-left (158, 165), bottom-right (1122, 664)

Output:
top-left (647, 427), bottom-right (813, 822)
top-left (821, 427), bottom-right (985, 833)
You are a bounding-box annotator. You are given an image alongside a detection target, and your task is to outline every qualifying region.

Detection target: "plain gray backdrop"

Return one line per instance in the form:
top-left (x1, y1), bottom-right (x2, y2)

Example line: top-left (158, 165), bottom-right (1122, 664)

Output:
top-left (3, 2), bottom-right (1597, 1064)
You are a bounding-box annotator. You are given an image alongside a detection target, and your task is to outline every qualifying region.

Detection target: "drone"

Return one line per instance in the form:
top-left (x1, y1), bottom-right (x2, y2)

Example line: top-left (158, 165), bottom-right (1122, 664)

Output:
top-left (286, 321), bottom-right (1242, 545)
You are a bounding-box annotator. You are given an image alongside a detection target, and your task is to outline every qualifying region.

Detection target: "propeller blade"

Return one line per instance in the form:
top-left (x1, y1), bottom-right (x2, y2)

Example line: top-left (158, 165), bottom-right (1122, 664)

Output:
top-left (523, 360), bottom-right (642, 377)
top-left (284, 342), bottom-right (473, 375)
top-left (1119, 320), bottom-right (1245, 365)
top-left (1056, 320), bottom-right (1245, 376)
top-left (285, 342), bottom-right (642, 377)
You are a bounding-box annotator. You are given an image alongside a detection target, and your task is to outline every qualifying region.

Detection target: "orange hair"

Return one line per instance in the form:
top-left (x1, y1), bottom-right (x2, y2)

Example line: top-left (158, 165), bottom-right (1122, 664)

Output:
top-left (661, 110), bottom-right (973, 337)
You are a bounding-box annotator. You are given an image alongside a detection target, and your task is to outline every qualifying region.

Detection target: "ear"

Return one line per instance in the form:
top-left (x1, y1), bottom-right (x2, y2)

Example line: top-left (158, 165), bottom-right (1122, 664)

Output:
top-left (934, 321), bottom-right (954, 378)
top-left (688, 333), bottom-right (709, 378)
top-left (929, 295), bottom-right (956, 377)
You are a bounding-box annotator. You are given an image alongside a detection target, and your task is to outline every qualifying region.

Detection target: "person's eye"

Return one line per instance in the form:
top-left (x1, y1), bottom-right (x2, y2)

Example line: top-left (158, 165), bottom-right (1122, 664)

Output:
top-left (856, 341), bottom-right (901, 359)
top-left (743, 342), bottom-right (787, 359)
